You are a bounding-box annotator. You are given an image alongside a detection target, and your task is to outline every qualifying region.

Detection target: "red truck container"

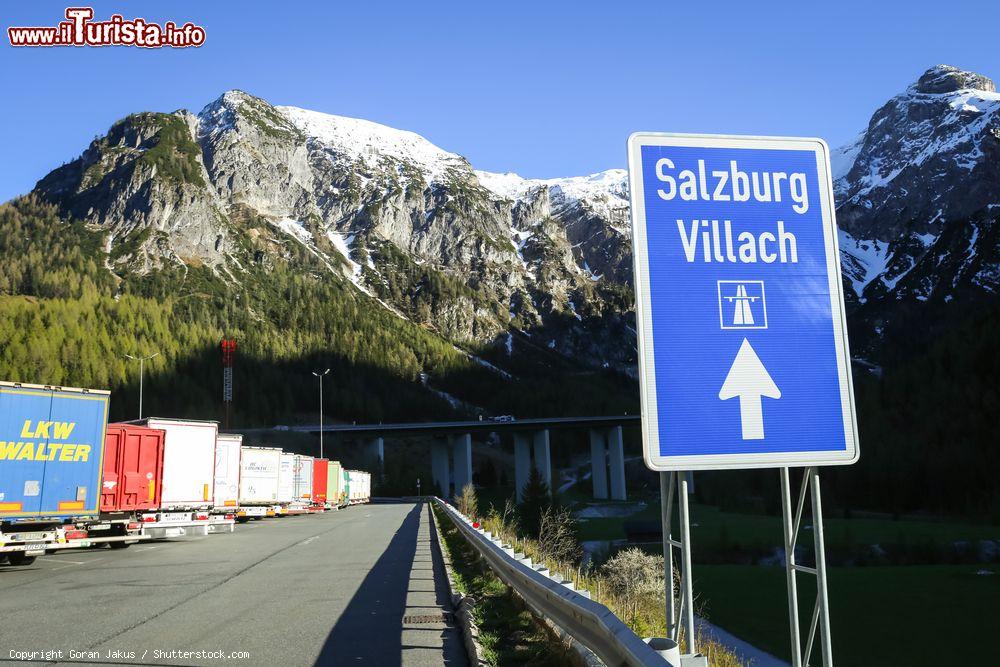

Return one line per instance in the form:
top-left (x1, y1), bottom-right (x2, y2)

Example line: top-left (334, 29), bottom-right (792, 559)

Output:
top-left (101, 424), bottom-right (165, 513)
top-left (312, 458), bottom-right (329, 507)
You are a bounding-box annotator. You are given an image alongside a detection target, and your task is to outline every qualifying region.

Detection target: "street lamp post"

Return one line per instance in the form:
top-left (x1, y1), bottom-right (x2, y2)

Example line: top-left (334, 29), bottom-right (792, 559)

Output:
top-left (124, 352), bottom-right (159, 420)
top-left (312, 369), bottom-right (330, 459)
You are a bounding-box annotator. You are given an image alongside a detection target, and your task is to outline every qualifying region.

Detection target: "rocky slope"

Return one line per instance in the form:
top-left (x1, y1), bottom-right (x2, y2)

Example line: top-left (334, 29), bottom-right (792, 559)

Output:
top-left (34, 91), bottom-right (636, 370)
top-left (29, 66), bottom-right (1000, 374)
top-left (834, 65), bottom-right (999, 312)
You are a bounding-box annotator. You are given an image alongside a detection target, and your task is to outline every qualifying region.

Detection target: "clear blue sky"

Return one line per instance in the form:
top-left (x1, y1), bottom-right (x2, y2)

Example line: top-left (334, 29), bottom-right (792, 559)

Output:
top-left (2, 1), bottom-right (998, 202)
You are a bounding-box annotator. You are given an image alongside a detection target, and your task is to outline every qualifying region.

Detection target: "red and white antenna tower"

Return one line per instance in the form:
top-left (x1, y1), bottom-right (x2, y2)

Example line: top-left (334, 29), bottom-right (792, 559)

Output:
top-left (221, 338), bottom-right (237, 428)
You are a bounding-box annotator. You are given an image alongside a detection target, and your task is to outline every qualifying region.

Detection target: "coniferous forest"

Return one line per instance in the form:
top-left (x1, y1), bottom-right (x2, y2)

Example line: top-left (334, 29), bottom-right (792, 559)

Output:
top-left (0, 197), bottom-right (638, 425)
top-left (0, 196), bottom-right (996, 519)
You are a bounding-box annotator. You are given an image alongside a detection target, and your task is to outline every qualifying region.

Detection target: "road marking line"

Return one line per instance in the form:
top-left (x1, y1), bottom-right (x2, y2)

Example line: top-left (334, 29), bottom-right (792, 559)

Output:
top-left (52, 557), bottom-right (103, 571)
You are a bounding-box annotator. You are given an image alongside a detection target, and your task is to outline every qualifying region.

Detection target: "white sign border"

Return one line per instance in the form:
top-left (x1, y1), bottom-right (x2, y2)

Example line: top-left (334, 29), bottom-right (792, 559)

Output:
top-left (627, 132), bottom-right (860, 471)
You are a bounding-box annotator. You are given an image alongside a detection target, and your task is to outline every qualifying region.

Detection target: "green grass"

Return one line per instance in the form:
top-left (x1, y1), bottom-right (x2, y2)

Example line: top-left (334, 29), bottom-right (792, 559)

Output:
top-left (433, 504), bottom-right (575, 667)
top-left (574, 501), bottom-right (999, 555)
top-left (694, 564), bottom-right (999, 666)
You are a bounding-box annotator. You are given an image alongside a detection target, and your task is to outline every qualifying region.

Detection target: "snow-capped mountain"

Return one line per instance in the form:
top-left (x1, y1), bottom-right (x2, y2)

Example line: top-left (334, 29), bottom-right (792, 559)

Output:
top-left (834, 65), bottom-right (999, 309)
top-left (28, 66), bottom-right (1000, 372)
top-left (33, 90), bottom-right (637, 369)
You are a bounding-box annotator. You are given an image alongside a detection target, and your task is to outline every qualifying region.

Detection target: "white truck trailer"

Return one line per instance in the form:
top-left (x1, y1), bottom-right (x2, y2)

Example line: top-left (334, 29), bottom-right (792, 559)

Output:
top-left (132, 418), bottom-right (233, 537)
top-left (276, 452), bottom-right (305, 515)
top-left (237, 446), bottom-right (281, 520)
top-left (346, 469), bottom-right (371, 505)
top-left (209, 433), bottom-right (241, 533)
top-left (292, 454), bottom-right (314, 509)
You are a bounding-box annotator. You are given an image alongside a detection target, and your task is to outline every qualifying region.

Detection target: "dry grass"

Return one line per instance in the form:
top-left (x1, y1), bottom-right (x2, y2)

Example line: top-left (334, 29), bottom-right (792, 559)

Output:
top-left (479, 502), bottom-right (746, 666)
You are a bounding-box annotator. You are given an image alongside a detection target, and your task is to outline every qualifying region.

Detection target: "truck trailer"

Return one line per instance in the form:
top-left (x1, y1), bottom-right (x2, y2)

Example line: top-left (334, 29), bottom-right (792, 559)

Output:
top-left (209, 432), bottom-right (241, 533)
top-left (276, 452), bottom-right (296, 514)
top-left (84, 423), bottom-right (165, 549)
top-left (237, 445), bottom-right (281, 520)
top-left (345, 469), bottom-right (372, 505)
top-left (129, 418), bottom-right (232, 537)
top-left (292, 454), bottom-right (314, 509)
top-left (326, 460), bottom-right (344, 509)
top-left (0, 382), bottom-right (144, 565)
top-left (311, 458), bottom-right (328, 511)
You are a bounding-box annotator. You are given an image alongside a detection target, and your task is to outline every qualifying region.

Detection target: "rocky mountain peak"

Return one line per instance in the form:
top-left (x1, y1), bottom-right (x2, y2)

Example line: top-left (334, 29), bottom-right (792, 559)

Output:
top-left (914, 64), bottom-right (995, 95)
top-left (275, 104), bottom-right (473, 186)
top-left (834, 66), bottom-right (1000, 318)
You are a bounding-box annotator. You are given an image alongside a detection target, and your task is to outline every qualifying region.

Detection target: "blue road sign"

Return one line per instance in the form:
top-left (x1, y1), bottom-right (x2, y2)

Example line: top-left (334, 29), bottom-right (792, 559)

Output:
top-left (627, 134), bottom-right (859, 470)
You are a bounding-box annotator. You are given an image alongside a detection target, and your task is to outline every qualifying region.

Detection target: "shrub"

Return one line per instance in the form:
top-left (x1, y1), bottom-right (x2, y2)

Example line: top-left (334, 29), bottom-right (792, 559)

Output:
top-left (456, 482), bottom-right (478, 519)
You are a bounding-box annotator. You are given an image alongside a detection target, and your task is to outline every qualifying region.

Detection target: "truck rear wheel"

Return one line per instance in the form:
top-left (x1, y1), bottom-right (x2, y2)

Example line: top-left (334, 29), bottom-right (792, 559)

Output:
top-left (7, 552), bottom-right (37, 566)
top-left (108, 541), bottom-right (131, 550)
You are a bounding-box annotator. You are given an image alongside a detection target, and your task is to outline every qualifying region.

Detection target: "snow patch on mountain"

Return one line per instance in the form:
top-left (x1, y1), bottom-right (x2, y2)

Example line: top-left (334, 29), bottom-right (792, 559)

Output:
top-left (327, 231), bottom-right (364, 285)
top-left (831, 132), bottom-right (864, 183)
top-left (277, 106), bottom-right (469, 183)
top-left (275, 217), bottom-right (313, 243)
top-left (475, 169), bottom-right (629, 213)
top-left (838, 230), bottom-right (891, 298)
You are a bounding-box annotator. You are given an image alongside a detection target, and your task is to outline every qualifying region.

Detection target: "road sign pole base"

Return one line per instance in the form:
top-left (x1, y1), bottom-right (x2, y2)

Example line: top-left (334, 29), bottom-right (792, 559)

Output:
top-left (781, 466), bottom-right (834, 667)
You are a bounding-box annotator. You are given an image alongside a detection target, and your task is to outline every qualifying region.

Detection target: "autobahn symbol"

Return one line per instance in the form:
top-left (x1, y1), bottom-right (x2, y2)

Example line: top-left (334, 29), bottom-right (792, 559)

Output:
top-left (718, 280), bottom-right (766, 329)
top-left (729, 285), bottom-right (756, 325)
top-left (627, 132), bottom-right (860, 471)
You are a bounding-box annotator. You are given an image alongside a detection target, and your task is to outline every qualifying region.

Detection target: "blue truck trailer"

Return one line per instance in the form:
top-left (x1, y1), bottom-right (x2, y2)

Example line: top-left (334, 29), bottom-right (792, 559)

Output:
top-left (0, 381), bottom-right (143, 565)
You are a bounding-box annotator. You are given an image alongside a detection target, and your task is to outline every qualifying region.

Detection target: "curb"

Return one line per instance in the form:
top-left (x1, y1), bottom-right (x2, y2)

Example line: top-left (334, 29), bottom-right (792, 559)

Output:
top-left (428, 500), bottom-right (489, 666)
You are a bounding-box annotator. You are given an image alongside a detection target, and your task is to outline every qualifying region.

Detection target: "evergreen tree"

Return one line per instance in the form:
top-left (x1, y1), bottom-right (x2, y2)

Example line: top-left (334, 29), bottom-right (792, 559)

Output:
top-left (518, 466), bottom-right (551, 538)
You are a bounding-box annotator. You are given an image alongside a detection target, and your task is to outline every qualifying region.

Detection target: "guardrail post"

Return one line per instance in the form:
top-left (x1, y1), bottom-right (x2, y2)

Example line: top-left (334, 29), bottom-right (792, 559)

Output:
top-left (514, 433), bottom-right (531, 502)
top-left (589, 429), bottom-right (609, 499)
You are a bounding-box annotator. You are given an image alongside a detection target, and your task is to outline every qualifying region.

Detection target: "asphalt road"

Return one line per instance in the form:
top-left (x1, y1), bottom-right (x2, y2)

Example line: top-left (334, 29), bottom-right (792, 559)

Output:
top-left (0, 501), bottom-right (466, 667)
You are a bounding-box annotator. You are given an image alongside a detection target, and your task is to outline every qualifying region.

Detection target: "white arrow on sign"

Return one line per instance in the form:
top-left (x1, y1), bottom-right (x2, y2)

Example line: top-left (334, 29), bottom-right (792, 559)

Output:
top-left (719, 338), bottom-right (781, 440)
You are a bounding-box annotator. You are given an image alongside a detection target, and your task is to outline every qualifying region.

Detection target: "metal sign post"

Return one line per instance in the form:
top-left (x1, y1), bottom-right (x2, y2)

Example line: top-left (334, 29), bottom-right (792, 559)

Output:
top-left (660, 471), bottom-right (697, 654)
top-left (628, 133), bottom-right (860, 666)
top-left (782, 467), bottom-right (833, 667)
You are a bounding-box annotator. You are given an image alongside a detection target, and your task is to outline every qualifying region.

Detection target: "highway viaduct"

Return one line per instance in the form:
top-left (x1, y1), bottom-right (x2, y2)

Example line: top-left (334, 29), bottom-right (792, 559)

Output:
top-left (288, 415), bottom-right (641, 501)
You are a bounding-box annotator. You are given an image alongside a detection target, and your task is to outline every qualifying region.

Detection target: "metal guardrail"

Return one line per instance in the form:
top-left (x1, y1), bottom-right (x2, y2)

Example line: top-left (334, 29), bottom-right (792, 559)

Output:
top-left (433, 497), bottom-right (674, 667)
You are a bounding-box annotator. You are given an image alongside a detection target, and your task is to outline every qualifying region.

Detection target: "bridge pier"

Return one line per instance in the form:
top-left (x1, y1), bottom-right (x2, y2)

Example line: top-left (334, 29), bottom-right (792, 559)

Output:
top-left (514, 434), bottom-right (531, 502)
top-left (608, 425), bottom-right (626, 501)
top-left (366, 437), bottom-right (384, 467)
top-left (589, 429), bottom-right (609, 499)
top-left (431, 441), bottom-right (450, 497)
top-left (431, 433), bottom-right (473, 498)
top-left (589, 426), bottom-right (627, 501)
top-left (533, 430), bottom-right (552, 492)
top-left (451, 433), bottom-right (472, 494)
top-left (514, 429), bottom-right (552, 501)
